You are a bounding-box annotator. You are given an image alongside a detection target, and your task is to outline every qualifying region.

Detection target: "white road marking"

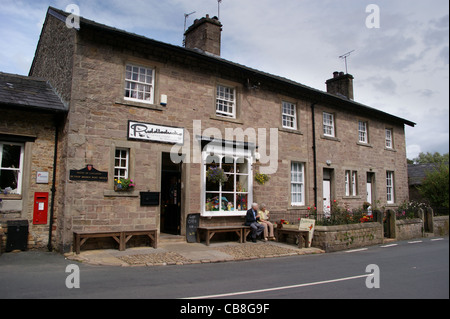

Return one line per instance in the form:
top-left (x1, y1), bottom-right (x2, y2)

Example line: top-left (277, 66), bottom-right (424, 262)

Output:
top-left (345, 248), bottom-right (368, 253)
top-left (408, 240), bottom-right (423, 244)
top-left (380, 244), bottom-right (398, 248)
top-left (184, 274), bottom-right (372, 299)
top-left (430, 238), bottom-right (444, 241)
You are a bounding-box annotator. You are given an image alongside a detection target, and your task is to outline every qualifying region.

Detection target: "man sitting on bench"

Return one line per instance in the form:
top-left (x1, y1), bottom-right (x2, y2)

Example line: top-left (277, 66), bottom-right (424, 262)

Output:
top-left (245, 203), bottom-right (265, 243)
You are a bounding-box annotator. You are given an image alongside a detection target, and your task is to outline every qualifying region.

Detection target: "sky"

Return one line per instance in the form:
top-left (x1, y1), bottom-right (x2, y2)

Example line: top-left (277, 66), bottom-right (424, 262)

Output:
top-left (0, 0), bottom-right (448, 159)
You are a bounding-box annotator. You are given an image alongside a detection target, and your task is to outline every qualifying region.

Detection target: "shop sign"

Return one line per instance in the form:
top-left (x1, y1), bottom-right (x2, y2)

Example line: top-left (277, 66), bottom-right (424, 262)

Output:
top-left (128, 121), bottom-right (184, 145)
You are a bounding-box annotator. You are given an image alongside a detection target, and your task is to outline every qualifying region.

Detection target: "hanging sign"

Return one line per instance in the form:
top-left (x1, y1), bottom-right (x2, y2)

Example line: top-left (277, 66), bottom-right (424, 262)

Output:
top-left (128, 121), bottom-right (184, 145)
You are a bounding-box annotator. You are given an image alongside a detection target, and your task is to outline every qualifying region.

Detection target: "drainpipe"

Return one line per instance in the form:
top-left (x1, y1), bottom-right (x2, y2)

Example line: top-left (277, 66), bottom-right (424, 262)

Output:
top-left (47, 117), bottom-right (59, 252)
top-left (310, 102), bottom-right (318, 210)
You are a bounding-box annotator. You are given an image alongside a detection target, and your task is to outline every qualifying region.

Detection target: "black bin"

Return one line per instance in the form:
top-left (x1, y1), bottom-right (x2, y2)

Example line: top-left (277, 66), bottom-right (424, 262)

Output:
top-left (6, 220), bottom-right (29, 252)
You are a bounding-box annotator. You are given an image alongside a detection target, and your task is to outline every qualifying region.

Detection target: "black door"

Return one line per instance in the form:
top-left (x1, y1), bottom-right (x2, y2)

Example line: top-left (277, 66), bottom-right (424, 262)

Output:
top-left (160, 153), bottom-right (182, 235)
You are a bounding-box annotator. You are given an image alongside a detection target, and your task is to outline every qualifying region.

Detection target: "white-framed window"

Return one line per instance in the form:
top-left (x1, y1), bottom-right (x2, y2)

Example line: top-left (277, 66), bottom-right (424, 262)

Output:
top-left (291, 162), bottom-right (305, 206)
top-left (124, 64), bottom-right (155, 104)
top-left (358, 121), bottom-right (368, 143)
top-left (202, 145), bottom-right (252, 217)
top-left (323, 112), bottom-right (335, 137)
top-left (352, 171), bottom-right (358, 196)
top-left (282, 101), bottom-right (297, 129)
top-left (386, 171), bottom-right (395, 204)
top-left (114, 148), bottom-right (129, 180)
top-left (216, 85), bottom-right (236, 118)
top-left (385, 129), bottom-right (393, 149)
top-left (345, 170), bottom-right (358, 196)
top-left (0, 142), bottom-right (24, 195)
top-left (345, 170), bottom-right (350, 197)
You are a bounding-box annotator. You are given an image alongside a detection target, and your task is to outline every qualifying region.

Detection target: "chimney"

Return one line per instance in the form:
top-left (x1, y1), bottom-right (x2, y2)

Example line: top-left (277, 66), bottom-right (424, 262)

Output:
top-left (184, 14), bottom-right (222, 56)
top-left (326, 72), bottom-right (354, 100)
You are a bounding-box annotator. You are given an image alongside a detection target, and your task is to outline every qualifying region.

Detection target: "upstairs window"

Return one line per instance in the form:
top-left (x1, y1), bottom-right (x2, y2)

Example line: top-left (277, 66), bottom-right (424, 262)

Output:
top-left (216, 85), bottom-right (236, 118)
top-left (0, 142), bottom-right (24, 195)
top-left (358, 121), bottom-right (368, 143)
top-left (385, 129), bottom-right (393, 149)
top-left (125, 64), bottom-right (154, 104)
top-left (282, 101), bottom-right (297, 129)
top-left (323, 112), bottom-right (335, 137)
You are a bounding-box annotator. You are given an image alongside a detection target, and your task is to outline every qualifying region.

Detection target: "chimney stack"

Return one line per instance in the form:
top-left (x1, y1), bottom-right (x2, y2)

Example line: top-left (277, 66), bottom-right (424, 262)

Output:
top-left (184, 14), bottom-right (222, 56)
top-left (326, 72), bottom-right (354, 100)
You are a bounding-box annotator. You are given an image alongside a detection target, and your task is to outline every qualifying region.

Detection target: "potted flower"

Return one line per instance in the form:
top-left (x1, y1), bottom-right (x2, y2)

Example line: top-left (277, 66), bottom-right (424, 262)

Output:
top-left (206, 166), bottom-right (228, 186)
top-left (114, 178), bottom-right (135, 192)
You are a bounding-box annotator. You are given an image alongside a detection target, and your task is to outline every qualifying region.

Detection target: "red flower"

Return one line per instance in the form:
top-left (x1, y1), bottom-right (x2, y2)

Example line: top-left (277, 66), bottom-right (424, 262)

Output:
top-left (307, 207), bottom-right (311, 210)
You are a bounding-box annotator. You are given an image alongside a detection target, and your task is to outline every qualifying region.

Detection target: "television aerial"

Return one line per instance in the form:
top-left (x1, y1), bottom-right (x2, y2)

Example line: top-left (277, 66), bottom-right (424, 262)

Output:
top-left (339, 50), bottom-right (355, 74)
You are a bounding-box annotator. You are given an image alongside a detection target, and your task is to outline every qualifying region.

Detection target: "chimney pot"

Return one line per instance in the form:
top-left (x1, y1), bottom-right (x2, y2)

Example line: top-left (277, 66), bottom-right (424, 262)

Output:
top-left (333, 71), bottom-right (339, 78)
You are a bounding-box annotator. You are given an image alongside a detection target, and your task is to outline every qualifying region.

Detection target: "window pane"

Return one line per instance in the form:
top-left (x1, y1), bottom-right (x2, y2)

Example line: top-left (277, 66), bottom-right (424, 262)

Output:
top-left (222, 174), bottom-right (234, 192)
top-left (1, 144), bottom-right (21, 168)
top-left (0, 169), bottom-right (19, 193)
top-left (236, 193), bottom-right (248, 211)
top-left (205, 193), bottom-right (220, 211)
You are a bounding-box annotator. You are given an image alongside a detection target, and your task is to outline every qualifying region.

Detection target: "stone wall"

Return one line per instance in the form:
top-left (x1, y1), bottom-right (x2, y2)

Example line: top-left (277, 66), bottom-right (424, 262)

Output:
top-left (433, 216), bottom-right (449, 236)
top-left (395, 218), bottom-right (423, 241)
top-left (312, 222), bottom-right (383, 252)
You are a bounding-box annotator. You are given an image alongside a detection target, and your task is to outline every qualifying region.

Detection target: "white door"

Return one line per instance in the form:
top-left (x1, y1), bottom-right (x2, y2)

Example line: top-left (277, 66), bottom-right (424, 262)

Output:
top-left (323, 180), bottom-right (331, 217)
top-left (366, 180), bottom-right (372, 205)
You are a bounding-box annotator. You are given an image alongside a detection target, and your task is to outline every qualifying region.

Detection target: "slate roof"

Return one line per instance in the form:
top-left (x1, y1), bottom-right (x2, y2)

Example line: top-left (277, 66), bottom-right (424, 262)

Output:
top-left (0, 72), bottom-right (67, 113)
top-left (408, 163), bottom-right (441, 186)
top-left (43, 7), bottom-right (415, 127)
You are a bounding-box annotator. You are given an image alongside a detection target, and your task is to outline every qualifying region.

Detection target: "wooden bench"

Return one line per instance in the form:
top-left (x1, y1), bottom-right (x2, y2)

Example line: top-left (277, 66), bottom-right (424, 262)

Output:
top-left (197, 226), bottom-right (251, 246)
top-left (73, 229), bottom-right (157, 254)
top-left (275, 228), bottom-right (310, 249)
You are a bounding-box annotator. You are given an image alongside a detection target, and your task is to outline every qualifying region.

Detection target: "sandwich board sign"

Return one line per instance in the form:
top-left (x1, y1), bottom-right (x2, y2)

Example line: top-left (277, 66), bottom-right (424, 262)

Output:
top-left (299, 218), bottom-right (315, 248)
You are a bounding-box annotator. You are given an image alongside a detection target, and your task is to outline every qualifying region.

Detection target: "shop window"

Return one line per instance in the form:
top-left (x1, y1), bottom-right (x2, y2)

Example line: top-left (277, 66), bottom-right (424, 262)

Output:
top-left (203, 149), bottom-right (252, 216)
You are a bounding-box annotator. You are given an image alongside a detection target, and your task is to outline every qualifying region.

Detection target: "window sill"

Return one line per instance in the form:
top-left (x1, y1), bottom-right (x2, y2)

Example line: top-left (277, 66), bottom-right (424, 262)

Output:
top-left (356, 142), bottom-right (373, 148)
top-left (201, 211), bottom-right (247, 218)
top-left (103, 190), bottom-right (139, 197)
top-left (342, 196), bottom-right (362, 200)
top-left (279, 127), bottom-right (303, 135)
top-left (0, 194), bottom-right (22, 200)
top-left (320, 135), bottom-right (340, 142)
top-left (115, 99), bottom-right (165, 112)
top-left (210, 115), bottom-right (243, 125)
top-left (288, 205), bottom-right (307, 210)
top-left (384, 147), bottom-right (397, 152)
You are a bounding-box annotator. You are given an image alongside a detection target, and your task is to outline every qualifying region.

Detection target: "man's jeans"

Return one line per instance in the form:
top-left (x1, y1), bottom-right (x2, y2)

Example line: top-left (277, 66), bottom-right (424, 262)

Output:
top-left (249, 222), bottom-right (265, 239)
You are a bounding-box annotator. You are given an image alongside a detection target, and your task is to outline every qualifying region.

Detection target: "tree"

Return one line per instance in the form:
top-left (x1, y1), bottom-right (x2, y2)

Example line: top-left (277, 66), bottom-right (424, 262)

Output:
top-left (410, 152), bottom-right (449, 164)
top-left (418, 163), bottom-right (449, 209)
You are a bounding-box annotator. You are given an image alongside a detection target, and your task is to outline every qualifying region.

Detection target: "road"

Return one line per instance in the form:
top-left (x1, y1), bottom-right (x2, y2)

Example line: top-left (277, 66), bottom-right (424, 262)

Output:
top-left (0, 237), bottom-right (448, 301)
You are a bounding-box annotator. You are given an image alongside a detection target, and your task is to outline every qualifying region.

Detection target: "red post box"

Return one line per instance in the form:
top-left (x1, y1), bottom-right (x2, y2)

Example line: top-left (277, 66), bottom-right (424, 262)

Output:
top-left (33, 192), bottom-right (49, 225)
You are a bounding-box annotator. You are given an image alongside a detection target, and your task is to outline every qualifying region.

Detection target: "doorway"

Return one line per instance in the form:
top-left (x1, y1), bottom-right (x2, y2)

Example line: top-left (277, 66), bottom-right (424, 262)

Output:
top-left (366, 172), bottom-right (375, 206)
top-left (323, 168), bottom-right (333, 217)
top-left (160, 153), bottom-right (182, 235)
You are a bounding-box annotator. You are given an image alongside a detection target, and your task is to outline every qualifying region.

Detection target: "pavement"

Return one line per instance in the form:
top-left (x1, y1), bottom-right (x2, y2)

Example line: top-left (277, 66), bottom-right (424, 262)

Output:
top-left (64, 240), bottom-right (325, 267)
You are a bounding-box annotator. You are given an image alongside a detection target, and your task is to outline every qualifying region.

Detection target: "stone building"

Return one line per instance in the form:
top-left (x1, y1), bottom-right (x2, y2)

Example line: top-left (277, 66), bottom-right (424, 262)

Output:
top-left (0, 72), bottom-right (67, 250)
top-left (6, 7), bottom-right (416, 252)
